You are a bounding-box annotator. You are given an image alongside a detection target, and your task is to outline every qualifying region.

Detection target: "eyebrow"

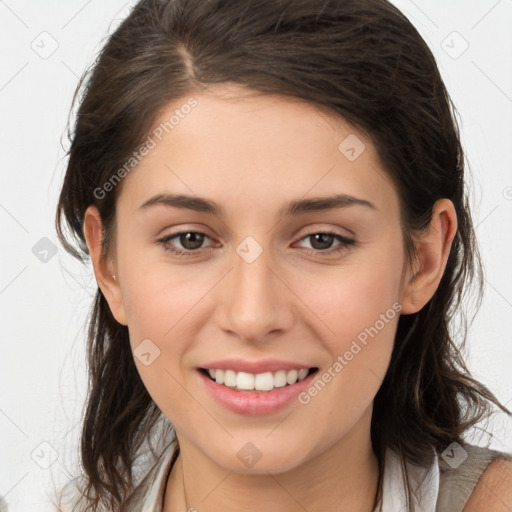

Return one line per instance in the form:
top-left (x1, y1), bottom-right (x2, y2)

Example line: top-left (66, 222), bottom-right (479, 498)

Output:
top-left (138, 193), bottom-right (376, 217)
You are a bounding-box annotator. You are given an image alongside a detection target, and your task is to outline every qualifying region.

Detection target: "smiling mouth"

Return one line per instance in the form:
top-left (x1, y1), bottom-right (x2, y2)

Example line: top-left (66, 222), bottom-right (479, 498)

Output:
top-left (199, 367), bottom-right (319, 393)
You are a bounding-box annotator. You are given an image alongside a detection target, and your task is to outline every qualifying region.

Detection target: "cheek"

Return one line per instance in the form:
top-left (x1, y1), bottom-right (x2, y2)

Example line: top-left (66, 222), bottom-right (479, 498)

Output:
top-left (297, 243), bottom-right (404, 345)
top-left (292, 242), bottom-right (404, 407)
top-left (296, 288), bottom-right (400, 445)
top-left (119, 261), bottom-right (214, 403)
top-left (121, 254), bottom-right (203, 342)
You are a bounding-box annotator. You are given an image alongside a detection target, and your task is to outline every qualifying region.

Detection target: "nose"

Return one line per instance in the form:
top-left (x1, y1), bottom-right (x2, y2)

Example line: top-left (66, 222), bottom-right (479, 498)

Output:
top-left (215, 243), bottom-right (294, 343)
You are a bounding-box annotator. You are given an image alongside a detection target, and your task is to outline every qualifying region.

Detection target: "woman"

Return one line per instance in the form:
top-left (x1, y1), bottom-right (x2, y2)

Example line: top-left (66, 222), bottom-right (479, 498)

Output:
top-left (54, 0), bottom-right (512, 510)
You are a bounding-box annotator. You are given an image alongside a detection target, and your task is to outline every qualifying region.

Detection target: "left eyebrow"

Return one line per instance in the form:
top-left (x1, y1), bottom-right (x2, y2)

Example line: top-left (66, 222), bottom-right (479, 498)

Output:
top-left (138, 192), bottom-right (376, 218)
top-left (279, 194), bottom-right (377, 217)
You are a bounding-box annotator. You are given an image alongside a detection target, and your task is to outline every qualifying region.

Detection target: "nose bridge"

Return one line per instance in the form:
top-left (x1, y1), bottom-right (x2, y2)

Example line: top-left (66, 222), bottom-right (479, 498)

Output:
top-left (218, 238), bottom-right (291, 341)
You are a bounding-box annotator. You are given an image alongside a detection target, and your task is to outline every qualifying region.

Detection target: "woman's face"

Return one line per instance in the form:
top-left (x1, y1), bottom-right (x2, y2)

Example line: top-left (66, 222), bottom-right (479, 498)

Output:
top-left (95, 85), bottom-right (420, 473)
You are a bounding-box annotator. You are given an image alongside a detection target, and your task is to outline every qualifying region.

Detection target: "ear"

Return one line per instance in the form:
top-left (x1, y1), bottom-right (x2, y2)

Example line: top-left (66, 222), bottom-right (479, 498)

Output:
top-left (83, 205), bottom-right (128, 325)
top-left (400, 199), bottom-right (458, 314)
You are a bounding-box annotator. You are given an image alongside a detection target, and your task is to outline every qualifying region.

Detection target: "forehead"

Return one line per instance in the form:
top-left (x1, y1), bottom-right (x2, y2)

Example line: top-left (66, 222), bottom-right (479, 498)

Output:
top-left (116, 85), bottom-right (399, 219)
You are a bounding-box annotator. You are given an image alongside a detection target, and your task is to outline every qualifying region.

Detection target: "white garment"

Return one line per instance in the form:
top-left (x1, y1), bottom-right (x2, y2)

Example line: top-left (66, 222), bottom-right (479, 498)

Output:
top-left (380, 445), bottom-right (439, 512)
top-left (140, 440), bottom-right (178, 512)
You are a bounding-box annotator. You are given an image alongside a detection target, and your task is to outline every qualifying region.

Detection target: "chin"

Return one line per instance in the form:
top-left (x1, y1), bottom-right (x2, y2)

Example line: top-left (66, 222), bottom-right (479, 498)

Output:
top-left (208, 442), bottom-right (307, 476)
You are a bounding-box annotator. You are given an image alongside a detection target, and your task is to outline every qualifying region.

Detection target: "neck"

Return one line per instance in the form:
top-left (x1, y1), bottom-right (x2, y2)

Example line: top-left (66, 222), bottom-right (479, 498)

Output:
top-left (164, 407), bottom-right (379, 512)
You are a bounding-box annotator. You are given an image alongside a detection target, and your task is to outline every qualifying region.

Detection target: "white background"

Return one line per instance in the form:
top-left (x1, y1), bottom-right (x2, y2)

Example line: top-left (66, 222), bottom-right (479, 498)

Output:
top-left (1, 1), bottom-right (511, 510)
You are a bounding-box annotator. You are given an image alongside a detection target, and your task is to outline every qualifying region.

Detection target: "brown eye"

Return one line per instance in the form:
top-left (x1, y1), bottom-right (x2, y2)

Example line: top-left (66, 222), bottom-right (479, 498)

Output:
top-left (158, 231), bottom-right (212, 255)
top-left (308, 233), bottom-right (336, 250)
top-left (176, 232), bottom-right (205, 250)
top-left (296, 231), bottom-right (355, 255)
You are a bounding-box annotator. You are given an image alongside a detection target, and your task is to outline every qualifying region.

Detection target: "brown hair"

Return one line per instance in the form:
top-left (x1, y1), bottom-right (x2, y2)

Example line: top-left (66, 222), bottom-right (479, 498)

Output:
top-left (55, 0), bottom-right (511, 510)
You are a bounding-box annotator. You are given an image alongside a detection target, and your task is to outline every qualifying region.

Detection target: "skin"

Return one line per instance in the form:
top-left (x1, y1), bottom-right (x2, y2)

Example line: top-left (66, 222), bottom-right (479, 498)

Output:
top-left (83, 84), bottom-right (457, 512)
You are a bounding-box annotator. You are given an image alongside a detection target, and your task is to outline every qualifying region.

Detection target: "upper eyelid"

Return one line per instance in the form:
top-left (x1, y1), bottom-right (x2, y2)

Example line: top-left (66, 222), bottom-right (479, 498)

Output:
top-left (159, 229), bottom-right (354, 249)
top-left (159, 221), bottom-right (355, 239)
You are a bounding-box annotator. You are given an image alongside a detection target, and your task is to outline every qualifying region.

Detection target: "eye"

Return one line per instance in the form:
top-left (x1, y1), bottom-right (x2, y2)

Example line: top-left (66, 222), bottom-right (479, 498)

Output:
top-left (158, 229), bottom-right (355, 258)
top-left (295, 231), bottom-right (356, 256)
top-left (158, 231), bottom-right (214, 256)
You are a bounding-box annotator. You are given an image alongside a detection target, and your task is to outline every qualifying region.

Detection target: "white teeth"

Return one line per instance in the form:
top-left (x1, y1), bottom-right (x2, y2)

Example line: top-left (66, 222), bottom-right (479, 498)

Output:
top-left (286, 369), bottom-right (298, 385)
top-left (236, 371), bottom-right (255, 390)
top-left (273, 370), bottom-right (287, 388)
top-left (254, 372), bottom-right (274, 391)
top-left (224, 370), bottom-right (237, 387)
top-left (206, 368), bottom-right (312, 392)
top-left (297, 368), bottom-right (309, 381)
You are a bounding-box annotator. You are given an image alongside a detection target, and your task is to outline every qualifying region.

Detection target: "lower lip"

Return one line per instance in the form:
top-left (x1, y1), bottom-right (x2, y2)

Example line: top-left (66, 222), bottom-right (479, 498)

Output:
top-left (198, 369), bottom-right (317, 416)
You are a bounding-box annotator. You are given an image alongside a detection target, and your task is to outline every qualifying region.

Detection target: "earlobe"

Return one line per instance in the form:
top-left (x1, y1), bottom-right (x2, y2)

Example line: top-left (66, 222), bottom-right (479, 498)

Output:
top-left (83, 206), bottom-right (128, 325)
top-left (400, 199), bottom-right (458, 315)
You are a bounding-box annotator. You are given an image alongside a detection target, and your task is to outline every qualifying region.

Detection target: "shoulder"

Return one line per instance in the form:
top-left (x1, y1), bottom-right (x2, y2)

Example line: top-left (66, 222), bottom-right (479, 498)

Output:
top-left (436, 443), bottom-right (512, 512)
top-left (462, 456), bottom-right (512, 511)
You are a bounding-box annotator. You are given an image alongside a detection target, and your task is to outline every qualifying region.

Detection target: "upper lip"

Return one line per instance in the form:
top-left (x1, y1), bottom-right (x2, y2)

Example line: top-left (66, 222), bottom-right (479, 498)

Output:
top-left (199, 358), bottom-right (317, 374)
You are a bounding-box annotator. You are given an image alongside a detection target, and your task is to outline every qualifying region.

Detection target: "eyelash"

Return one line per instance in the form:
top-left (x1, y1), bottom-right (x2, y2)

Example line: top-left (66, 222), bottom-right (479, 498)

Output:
top-left (157, 230), bottom-right (356, 258)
